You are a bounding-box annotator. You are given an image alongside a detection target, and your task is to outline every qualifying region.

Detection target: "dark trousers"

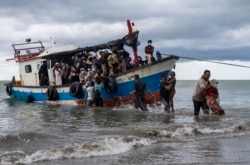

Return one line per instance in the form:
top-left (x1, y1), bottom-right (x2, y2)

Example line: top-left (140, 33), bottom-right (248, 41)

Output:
top-left (62, 77), bottom-right (69, 85)
top-left (193, 99), bottom-right (209, 116)
top-left (135, 95), bottom-right (148, 111)
top-left (87, 100), bottom-right (94, 107)
top-left (161, 98), bottom-right (169, 112)
top-left (95, 98), bottom-right (103, 107)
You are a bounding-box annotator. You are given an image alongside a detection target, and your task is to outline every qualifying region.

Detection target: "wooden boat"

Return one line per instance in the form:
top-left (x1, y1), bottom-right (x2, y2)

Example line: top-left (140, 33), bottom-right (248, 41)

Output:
top-left (4, 20), bottom-right (179, 106)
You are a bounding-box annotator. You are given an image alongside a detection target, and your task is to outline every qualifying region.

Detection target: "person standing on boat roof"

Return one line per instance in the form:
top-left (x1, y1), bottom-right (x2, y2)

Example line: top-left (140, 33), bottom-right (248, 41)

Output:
top-left (192, 70), bottom-right (210, 116)
top-left (145, 40), bottom-right (156, 64)
top-left (130, 74), bottom-right (149, 111)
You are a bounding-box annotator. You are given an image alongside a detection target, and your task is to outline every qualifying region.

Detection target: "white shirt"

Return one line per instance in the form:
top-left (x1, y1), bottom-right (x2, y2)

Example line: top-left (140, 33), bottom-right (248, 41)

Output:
top-left (86, 86), bottom-right (94, 101)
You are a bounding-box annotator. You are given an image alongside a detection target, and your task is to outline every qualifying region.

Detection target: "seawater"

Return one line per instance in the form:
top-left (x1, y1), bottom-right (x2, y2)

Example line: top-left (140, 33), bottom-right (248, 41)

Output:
top-left (0, 80), bottom-right (250, 165)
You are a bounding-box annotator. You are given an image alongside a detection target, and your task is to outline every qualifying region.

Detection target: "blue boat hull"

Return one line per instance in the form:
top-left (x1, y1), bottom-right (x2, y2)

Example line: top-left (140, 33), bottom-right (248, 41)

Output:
top-left (6, 56), bottom-right (178, 106)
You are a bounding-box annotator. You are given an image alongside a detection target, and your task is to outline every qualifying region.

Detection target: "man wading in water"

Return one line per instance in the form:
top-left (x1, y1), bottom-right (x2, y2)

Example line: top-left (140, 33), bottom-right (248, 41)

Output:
top-left (130, 74), bottom-right (149, 111)
top-left (192, 70), bottom-right (210, 116)
top-left (160, 74), bottom-right (171, 112)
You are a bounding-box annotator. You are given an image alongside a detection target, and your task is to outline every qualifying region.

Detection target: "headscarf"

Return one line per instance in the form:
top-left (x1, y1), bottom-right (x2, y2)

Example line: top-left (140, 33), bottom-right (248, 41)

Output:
top-left (210, 79), bottom-right (219, 88)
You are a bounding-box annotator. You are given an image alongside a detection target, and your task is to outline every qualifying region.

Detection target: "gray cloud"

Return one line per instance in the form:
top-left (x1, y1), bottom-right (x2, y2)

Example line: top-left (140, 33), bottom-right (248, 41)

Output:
top-left (1, 0), bottom-right (250, 61)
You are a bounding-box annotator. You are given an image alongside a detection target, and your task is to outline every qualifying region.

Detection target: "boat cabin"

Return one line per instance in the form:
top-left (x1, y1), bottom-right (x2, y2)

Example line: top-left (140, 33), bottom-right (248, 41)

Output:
top-left (10, 40), bottom-right (80, 86)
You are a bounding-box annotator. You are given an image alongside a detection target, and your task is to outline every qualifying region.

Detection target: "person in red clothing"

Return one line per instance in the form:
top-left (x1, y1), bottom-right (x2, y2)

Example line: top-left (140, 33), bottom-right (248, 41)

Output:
top-left (206, 79), bottom-right (225, 115)
top-left (145, 40), bottom-right (156, 64)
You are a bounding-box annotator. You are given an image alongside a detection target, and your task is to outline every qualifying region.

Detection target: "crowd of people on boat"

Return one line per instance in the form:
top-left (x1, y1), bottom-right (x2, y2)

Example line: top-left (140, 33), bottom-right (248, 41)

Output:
top-left (38, 40), bottom-right (159, 87)
top-left (38, 40), bottom-right (160, 107)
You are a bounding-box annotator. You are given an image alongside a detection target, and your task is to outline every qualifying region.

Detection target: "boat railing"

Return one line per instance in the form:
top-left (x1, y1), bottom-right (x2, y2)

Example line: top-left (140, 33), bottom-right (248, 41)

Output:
top-left (11, 41), bottom-right (45, 62)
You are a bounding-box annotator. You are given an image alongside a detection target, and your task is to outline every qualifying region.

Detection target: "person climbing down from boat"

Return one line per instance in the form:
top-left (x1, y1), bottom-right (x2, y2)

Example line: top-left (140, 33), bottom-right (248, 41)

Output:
top-left (145, 40), bottom-right (156, 64)
top-left (85, 80), bottom-right (95, 107)
top-left (192, 70), bottom-right (210, 116)
top-left (130, 74), bottom-right (149, 111)
top-left (160, 73), bottom-right (171, 112)
top-left (94, 76), bottom-right (104, 107)
top-left (107, 48), bottom-right (120, 75)
top-left (79, 68), bottom-right (87, 83)
top-left (117, 49), bottom-right (130, 72)
top-left (168, 71), bottom-right (176, 112)
top-left (99, 50), bottom-right (109, 76)
top-left (91, 52), bottom-right (102, 75)
top-left (94, 69), bottom-right (104, 81)
top-left (53, 62), bottom-right (62, 86)
top-left (206, 79), bottom-right (225, 115)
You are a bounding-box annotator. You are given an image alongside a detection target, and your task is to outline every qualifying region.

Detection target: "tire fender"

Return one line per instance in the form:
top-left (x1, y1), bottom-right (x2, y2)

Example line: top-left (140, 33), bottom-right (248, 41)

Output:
top-left (69, 82), bottom-right (83, 98)
top-left (46, 86), bottom-right (58, 101)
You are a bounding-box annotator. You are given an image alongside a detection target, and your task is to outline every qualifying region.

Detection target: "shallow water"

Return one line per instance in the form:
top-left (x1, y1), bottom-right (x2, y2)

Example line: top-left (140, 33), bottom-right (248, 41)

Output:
top-left (1, 80), bottom-right (250, 165)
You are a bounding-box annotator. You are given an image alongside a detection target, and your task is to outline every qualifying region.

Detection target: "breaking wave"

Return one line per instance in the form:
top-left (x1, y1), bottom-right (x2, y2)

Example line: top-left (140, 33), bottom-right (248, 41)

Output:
top-left (146, 121), bottom-right (250, 140)
top-left (0, 131), bottom-right (47, 144)
top-left (0, 136), bottom-right (154, 165)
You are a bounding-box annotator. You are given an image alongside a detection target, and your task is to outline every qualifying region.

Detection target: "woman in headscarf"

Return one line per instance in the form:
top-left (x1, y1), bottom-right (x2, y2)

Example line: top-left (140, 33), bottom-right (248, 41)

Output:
top-left (53, 62), bottom-right (62, 86)
top-left (206, 79), bottom-right (225, 115)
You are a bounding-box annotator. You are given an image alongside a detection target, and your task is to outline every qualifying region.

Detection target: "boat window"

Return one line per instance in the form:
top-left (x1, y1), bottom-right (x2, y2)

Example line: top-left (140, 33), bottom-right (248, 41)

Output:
top-left (25, 65), bottom-right (32, 73)
top-left (37, 64), bottom-right (40, 70)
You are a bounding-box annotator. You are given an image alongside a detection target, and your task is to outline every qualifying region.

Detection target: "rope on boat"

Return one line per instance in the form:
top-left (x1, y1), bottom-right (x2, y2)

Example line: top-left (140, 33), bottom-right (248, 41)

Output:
top-left (161, 53), bottom-right (250, 69)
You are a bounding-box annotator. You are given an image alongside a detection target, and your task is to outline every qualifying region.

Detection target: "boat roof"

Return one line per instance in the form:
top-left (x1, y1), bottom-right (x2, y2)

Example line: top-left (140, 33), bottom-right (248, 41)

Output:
top-left (8, 31), bottom-right (139, 62)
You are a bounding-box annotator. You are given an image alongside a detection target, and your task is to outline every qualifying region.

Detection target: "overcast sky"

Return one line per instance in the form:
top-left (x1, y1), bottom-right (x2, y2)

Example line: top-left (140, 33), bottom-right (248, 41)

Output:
top-left (1, 0), bottom-right (250, 80)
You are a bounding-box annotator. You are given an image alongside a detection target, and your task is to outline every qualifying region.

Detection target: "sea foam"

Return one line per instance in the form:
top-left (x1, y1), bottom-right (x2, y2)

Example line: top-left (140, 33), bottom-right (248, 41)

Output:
top-left (0, 136), bottom-right (154, 164)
